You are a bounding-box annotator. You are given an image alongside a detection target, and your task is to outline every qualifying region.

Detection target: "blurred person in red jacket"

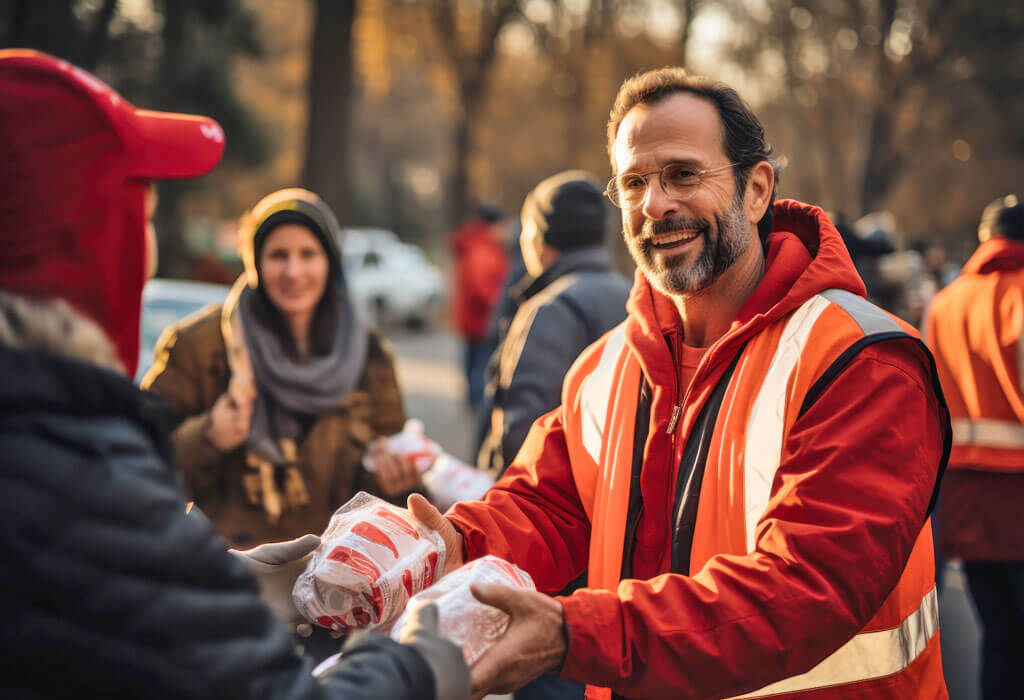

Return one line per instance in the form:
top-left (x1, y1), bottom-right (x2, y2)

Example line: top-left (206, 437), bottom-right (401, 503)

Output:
top-left (0, 49), bottom-right (468, 700)
top-left (406, 67), bottom-right (951, 699)
top-left (925, 195), bottom-right (1024, 700)
top-left (451, 204), bottom-right (510, 410)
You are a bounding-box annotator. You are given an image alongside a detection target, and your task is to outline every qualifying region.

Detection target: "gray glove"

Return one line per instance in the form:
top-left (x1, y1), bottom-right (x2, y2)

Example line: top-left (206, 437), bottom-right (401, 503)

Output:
top-left (400, 603), bottom-right (471, 700)
top-left (229, 533), bottom-right (320, 624)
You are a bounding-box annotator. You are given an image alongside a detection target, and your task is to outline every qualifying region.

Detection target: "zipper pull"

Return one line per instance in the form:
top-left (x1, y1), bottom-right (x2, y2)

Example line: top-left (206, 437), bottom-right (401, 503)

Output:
top-left (666, 403), bottom-right (682, 434)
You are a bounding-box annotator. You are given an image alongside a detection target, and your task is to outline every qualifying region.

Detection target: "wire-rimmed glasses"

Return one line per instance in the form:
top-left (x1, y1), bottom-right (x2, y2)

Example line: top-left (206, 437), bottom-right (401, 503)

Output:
top-left (604, 162), bottom-right (737, 210)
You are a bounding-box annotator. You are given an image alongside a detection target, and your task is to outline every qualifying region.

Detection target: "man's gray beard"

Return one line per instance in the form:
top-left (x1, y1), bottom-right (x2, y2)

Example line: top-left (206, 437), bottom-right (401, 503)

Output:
top-left (634, 193), bottom-right (750, 297)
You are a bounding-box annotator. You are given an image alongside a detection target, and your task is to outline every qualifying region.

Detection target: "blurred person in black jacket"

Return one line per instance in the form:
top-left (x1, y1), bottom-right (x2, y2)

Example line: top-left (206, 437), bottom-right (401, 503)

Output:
top-left (476, 171), bottom-right (631, 479)
top-left (0, 49), bottom-right (468, 700)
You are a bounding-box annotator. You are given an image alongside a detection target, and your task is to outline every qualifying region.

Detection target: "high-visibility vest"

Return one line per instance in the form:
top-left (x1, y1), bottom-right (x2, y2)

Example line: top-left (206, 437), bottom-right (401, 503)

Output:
top-left (565, 289), bottom-right (946, 699)
top-left (925, 240), bottom-right (1024, 472)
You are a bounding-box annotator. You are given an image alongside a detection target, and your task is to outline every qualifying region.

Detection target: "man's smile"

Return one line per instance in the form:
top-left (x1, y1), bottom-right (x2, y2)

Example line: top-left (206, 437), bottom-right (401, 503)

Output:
top-left (647, 227), bottom-right (704, 252)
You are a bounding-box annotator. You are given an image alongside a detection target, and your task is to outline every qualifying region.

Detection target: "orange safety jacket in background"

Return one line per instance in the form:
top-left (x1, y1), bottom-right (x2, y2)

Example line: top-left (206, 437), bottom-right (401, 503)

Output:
top-left (448, 201), bottom-right (951, 699)
top-left (925, 236), bottom-right (1024, 472)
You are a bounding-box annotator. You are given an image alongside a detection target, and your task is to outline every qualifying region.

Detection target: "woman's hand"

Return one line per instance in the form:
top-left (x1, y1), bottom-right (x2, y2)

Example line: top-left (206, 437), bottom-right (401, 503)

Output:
top-left (368, 438), bottom-right (422, 497)
top-left (205, 391), bottom-right (252, 452)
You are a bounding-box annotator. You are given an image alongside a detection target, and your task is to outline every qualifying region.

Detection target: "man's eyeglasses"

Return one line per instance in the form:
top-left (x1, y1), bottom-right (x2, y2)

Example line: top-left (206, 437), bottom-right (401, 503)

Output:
top-left (604, 162), bottom-right (737, 210)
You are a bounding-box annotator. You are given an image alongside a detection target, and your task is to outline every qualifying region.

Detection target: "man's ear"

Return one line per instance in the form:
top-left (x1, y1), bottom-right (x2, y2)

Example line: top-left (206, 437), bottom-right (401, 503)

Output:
top-left (744, 161), bottom-right (775, 225)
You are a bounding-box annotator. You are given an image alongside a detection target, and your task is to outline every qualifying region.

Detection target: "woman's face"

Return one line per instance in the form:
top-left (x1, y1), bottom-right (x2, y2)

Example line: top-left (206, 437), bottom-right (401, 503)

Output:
top-left (258, 223), bottom-right (330, 320)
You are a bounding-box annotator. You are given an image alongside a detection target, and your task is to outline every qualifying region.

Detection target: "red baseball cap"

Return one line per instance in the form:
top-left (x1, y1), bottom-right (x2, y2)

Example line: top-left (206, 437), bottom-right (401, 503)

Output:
top-left (0, 49), bottom-right (226, 375)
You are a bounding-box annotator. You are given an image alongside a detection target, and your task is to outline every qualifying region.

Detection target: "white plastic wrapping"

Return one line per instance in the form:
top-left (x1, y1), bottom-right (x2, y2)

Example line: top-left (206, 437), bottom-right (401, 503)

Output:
top-left (389, 555), bottom-right (535, 666)
top-left (362, 419), bottom-right (442, 472)
top-left (422, 453), bottom-right (494, 512)
top-left (293, 492), bottom-right (446, 633)
top-left (362, 419), bottom-right (494, 511)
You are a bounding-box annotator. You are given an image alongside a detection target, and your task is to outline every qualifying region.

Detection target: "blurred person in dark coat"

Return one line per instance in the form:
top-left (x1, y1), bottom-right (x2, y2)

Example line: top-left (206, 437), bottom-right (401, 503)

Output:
top-left (450, 204), bottom-right (510, 410)
top-left (476, 171), bottom-right (631, 479)
top-left (0, 49), bottom-right (468, 700)
top-left (142, 188), bottom-right (420, 553)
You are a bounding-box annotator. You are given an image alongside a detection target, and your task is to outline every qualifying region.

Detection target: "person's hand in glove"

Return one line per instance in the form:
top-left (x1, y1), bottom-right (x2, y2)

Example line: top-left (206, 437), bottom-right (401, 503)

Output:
top-left (398, 603), bottom-right (471, 700)
top-left (229, 533), bottom-right (320, 624)
top-left (315, 603), bottom-right (471, 700)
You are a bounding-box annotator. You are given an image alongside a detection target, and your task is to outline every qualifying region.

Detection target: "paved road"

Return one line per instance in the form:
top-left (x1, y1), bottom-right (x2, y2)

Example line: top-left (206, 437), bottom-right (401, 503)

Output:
top-left (389, 323), bottom-right (983, 699)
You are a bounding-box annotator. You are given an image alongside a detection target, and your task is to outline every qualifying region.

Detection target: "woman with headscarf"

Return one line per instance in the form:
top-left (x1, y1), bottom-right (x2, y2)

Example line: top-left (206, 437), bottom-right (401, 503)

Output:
top-left (143, 188), bottom-right (421, 549)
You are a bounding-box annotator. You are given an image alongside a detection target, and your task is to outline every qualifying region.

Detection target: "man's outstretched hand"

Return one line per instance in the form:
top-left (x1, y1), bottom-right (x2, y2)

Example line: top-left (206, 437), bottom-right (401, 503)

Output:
top-left (468, 583), bottom-right (568, 699)
top-left (407, 493), bottom-right (464, 576)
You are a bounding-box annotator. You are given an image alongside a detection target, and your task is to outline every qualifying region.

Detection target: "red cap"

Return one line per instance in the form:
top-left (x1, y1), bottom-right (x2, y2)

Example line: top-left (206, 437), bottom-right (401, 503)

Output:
top-left (0, 49), bottom-right (226, 376)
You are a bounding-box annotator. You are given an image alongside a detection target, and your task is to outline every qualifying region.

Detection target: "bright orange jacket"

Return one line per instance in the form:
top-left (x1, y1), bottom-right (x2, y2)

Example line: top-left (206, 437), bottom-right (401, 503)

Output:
top-left (448, 201), bottom-right (950, 699)
top-left (925, 237), bottom-right (1024, 471)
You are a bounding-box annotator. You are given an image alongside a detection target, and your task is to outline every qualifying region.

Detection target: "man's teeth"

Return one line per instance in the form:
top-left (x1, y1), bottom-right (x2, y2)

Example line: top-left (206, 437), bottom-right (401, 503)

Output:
top-left (651, 230), bottom-right (699, 246)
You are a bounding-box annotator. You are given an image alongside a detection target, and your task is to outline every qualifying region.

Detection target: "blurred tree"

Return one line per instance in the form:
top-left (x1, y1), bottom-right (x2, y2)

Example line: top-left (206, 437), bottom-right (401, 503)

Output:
top-left (425, 0), bottom-right (522, 229)
top-left (302, 0), bottom-right (357, 223)
top-left (721, 0), bottom-right (1024, 242)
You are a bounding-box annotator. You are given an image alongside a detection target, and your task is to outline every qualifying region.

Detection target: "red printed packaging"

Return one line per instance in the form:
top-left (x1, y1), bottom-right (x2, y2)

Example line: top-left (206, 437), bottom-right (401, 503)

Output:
top-left (389, 555), bottom-right (536, 666)
top-left (293, 492), bottom-right (446, 633)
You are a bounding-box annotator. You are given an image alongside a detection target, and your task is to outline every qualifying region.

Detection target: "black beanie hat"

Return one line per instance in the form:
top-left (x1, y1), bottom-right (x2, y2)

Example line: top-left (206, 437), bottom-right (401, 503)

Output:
top-left (237, 188), bottom-right (344, 289)
top-left (521, 170), bottom-right (607, 252)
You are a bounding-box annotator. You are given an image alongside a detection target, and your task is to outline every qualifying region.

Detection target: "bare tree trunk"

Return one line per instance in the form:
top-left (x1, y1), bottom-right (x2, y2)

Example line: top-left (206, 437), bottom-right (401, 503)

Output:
top-left (858, 106), bottom-right (901, 216)
top-left (302, 0), bottom-right (358, 222)
top-left (11, 0), bottom-right (80, 61)
top-left (448, 111), bottom-right (473, 230)
top-left (83, 0), bottom-right (118, 70)
top-left (678, 0), bottom-right (700, 66)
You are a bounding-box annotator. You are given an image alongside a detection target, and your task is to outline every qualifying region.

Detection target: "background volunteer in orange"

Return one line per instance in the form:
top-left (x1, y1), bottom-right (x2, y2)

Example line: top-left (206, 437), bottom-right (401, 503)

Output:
top-left (924, 195), bottom-right (1024, 699)
top-left (407, 67), bottom-right (951, 699)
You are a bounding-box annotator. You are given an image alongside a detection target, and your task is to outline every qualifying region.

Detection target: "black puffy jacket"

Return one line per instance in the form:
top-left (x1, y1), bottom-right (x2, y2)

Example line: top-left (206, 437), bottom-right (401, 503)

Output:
top-left (0, 346), bottom-right (435, 700)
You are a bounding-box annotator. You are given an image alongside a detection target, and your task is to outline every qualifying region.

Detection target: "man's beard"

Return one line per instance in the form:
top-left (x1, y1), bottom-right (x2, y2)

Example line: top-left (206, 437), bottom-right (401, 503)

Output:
top-left (626, 192), bottom-right (750, 297)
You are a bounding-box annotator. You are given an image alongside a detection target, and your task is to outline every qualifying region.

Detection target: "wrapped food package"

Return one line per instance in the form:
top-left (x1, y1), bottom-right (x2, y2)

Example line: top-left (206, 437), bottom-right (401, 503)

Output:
top-left (422, 453), bottom-right (494, 512)
top-left (362, 419), bottom-right (442, 472)
top-left (389, 555), bottom-right (535, 666)
top-left (362, 419), bottom-right (494, 511)
top-left (293, 492), bottom-right (446, 633)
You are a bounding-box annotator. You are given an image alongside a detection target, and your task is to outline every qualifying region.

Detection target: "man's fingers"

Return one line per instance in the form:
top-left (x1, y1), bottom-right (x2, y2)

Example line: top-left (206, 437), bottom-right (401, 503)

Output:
top-left (408, 492), bottom-right (445, 530)
top-left (469, 641), bottom-right (509, 697)
top-left (470, 583), bottom-right (521, 615)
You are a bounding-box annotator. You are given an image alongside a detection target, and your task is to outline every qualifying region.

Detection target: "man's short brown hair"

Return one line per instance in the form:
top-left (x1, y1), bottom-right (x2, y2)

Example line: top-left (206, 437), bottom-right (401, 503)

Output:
top-left (607, 67), bottom-right (779, 240)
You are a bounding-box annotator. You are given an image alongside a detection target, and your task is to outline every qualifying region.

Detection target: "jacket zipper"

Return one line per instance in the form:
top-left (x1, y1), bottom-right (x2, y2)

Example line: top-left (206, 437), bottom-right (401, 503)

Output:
top-left (666, 331), bottom-right (684, 435)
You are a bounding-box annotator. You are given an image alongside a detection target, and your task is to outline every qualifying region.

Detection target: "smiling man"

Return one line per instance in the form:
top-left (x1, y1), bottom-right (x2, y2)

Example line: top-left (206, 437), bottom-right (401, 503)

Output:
top-left (408, 67), bottom-right (951, 699)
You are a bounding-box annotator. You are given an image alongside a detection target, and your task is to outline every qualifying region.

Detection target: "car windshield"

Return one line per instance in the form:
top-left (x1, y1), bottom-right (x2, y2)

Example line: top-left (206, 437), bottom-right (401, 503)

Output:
top-left (141, 299), bottom-right (210, 349)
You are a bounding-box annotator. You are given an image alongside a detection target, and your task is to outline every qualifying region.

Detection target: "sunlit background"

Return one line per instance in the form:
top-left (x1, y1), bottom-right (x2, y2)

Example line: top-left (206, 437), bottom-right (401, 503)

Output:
top-left (5, 0), bottom-right (1021, 275)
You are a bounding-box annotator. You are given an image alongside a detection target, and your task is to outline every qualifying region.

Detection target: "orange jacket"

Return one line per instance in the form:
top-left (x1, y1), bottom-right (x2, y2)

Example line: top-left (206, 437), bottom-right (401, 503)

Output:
top-left (925, 237), bottom-right (1024, 471)
top-left (448, 201), bottom-right (949, 698)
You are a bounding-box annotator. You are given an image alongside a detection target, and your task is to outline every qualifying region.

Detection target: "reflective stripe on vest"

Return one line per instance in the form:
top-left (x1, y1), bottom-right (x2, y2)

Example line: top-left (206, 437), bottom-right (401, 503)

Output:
top-left (744, 289), bottom-right (905, 551)
top-left (580, 324), bottom-right (626, 464)
top-left (731, 587), bottom-right (940, 698)
top-left (952, 417), bottom-right (1024, 450)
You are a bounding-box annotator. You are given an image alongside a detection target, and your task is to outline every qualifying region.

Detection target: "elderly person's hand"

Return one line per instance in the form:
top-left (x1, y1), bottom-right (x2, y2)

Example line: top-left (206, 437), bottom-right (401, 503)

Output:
top-left (468, 583), bottom-right (567, 699)
top-left (229, 533), bottom-right (320, 624)
top-left (368, 437), bottom-right (422, 497)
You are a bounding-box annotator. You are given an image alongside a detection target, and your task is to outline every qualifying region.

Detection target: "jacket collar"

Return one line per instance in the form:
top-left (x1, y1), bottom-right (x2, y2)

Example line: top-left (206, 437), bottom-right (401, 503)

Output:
top-left (0, 345), bottom-right (176, 463)
top-left (514, 246), bottom-right (615, 303)
top-left (622, 199), bottom-right (866, 388)
top-left (962, 237), bottom-right (1024, 275)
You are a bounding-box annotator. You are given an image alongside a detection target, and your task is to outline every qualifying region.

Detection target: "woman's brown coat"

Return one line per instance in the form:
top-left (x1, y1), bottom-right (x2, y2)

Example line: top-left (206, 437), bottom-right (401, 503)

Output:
top-left (142, 304), bottom-right (406, 547)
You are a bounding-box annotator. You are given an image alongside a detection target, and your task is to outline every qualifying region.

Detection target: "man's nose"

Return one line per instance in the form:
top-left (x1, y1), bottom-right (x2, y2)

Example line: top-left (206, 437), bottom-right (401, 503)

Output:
top-left (641, 176), bottom-right (679, 222)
